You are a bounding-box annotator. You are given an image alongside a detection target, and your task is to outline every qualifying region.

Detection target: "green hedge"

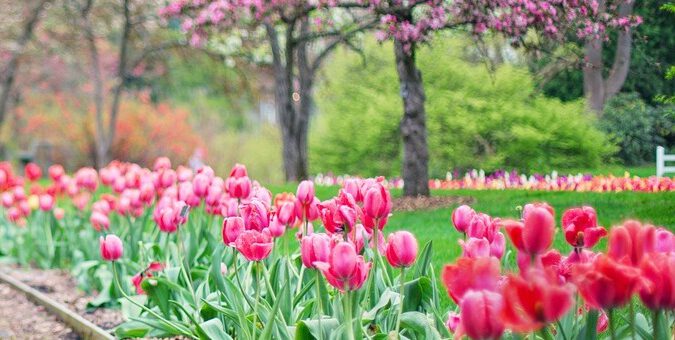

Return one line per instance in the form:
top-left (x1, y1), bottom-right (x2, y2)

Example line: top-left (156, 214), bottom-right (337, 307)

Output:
top-left (310, 37), bottom-right (615, 178)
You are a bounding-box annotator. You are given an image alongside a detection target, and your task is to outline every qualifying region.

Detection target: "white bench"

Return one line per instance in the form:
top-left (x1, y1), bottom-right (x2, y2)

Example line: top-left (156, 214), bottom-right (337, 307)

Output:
top-left (656, 146), bottom-right (675, 177)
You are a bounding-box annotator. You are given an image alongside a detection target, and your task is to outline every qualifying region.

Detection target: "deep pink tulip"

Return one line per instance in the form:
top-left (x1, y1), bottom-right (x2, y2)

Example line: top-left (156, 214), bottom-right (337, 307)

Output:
top-left (452, 205), bottom-right (475, 233)
top-left (562, 206), bottom-right (606, 248)
top-left (38, 194), bottom-right (54, 211)
top-left (176, 166), bottom-right (193, 182)
top-left (90, 211), bottom-right (110, 231)
top-left (607, 220), bottom-right (656, 266)
top-left (441, 257), bottom-right (501, 303)
top-left (460, 237), bottom-right (491, 258)
top-left (342, 179), bottom-right (363, 202)
top-left (460, 290), bottom-right (504, 340)
top-left (226, 176), bottom-right (251, 199)
top-left (277, 201), bottom-right (296, 225)
top-left (654, 228), bottom-right (674, 253)
top-left (25, 163), bottom-right (42, 181)
top-left (1, 192), bottom-right (13, 208)
top-left (157, 206), bottom-right (179, 233)
top-left (446, 311), bottom-right (461, 333)
top-left (206, 184), bottom-right (224, 206)
top-left (504, 206), bottom-right (555, 256)
top-left (363, 183), bottom-right (392, 221)
top-left (153, 157), bottom-right (172, 171)
top-left (100, 234), bottom-right (123, 261)
top-left (296, 180), bottom-right (315, 205)
top-left (48, 164), bottom-right (65, 181)
top-left (314, 241), bottom-right (371, 292)
top-left (523, 202), bottom-right (555, 220)
top-left (241, 199), bottom-right (269, 231)
top-left (229, 163), bottom-right (248, 178)
top-left (385, 231), bottom-right (418, 268)
top-left (638, 253), bottom-right (675, 310)
top-left (301, 233), bottom-right (331, 268)
top-left (192, 173), bottom-right (211, 198)
top-left (222, 217), bottom-right (245, 246)
top-left (75, 167), bottom-right (98, 191)
top-left (235, 229), bottom-right (274, 261)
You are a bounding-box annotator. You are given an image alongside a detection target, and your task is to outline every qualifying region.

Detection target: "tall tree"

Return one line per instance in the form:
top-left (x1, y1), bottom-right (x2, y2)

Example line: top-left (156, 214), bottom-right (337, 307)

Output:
top-left (162, 1), bottom-right (375, 181)
top-left (0, 0), bottom-right (51, 150)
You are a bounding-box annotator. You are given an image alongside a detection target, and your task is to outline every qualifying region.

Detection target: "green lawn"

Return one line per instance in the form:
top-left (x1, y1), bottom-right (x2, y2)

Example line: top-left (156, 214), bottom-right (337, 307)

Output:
top-left (270, 184), bottom-right (675, 307)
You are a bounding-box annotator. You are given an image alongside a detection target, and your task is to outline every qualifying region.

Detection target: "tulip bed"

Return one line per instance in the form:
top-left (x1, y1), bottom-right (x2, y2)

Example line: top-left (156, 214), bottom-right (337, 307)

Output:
top-left (0, 160), bottom-right (673, 340)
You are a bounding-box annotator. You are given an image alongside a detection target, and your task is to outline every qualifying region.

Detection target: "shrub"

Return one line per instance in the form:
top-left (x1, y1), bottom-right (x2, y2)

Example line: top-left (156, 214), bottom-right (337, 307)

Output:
top-left (599, 93), bottom-right (674, 165)
top-left (311, 37), bottom-right (614, 177)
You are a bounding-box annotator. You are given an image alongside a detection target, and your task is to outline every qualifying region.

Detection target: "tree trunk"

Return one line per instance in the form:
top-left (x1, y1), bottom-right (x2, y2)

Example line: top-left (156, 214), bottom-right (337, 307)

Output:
top-left (582, 0), bottom-right (634, 115)
top-left (0, 0), bottom-right (49, 139)
top-left (394, 40), bottom-right (429, 197)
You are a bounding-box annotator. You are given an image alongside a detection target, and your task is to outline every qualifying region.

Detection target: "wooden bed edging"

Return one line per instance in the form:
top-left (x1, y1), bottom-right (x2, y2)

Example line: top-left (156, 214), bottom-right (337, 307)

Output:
top-left (0, 270), bottom-right (115, 340)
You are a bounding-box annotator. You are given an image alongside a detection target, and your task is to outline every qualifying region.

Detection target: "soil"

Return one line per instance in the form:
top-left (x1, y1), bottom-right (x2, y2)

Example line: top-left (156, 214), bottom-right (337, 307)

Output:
top-left (392, 195), bottom-right (474, 212)
top-left (0, 266), bottom-right (123, 339)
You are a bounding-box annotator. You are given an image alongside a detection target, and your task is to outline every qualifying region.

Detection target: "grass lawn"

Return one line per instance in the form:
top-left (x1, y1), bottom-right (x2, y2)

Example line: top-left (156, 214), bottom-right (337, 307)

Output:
top-left (270, 184), bottom-right (675, 307)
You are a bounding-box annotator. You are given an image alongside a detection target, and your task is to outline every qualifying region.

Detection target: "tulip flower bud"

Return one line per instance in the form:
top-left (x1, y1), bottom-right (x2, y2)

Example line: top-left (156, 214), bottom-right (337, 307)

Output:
top-left (296, 180), bottom-right (315, 205)
top-left (460, 290), bottom-right (504, 340)
top-left (451, 205), bottom-right (475, 233)
top-left (100, 234), bottom-right (124, 261)
top-left (385, 231), bottom-right (418, 268)
top-left (25, 163), bottom-right (42, 181)
top-left (301, 233), bottom-right (331, 268)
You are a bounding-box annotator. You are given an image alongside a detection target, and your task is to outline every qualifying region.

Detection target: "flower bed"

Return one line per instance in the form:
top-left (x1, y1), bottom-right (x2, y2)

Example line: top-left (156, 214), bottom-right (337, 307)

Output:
top-left (314, 169), bottom-right (675, 192)
top-left (0, 160), bottom-right (673, 339)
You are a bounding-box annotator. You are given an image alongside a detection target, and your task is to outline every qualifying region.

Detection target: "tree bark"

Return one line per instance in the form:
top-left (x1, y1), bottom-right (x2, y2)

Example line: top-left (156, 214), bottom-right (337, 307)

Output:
top-left (0, 0), bottom-right (50, 139)
top-left (582, 0), bottom-right (634, 115)
top-left (394, 40), bottom-right (429, 196)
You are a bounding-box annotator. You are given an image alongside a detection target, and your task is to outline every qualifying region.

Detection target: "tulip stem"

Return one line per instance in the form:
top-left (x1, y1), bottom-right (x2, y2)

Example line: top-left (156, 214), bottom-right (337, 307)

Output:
top-left (343, 291), bottom-right (355, 340)
top-left (629, 300), bottom-right (635, 340)
top-left (111, 262), bottom-right (196, 339)
top-left (315, 270), bottom-right (323, 340)
top-left (394, 267), bottom-right (405, 338)
top-left (652, 309), bottom-right (661, 340)
top-left (609, 308), bottom-right (617, 340)
top-left (252, 261), bottom-right (261, 339)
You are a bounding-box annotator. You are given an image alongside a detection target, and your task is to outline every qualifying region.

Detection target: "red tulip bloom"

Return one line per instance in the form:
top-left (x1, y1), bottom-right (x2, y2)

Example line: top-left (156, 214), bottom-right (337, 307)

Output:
top-left (504, 206), bottom-right (554, 257)
top-left (48, 165), bottom-right (65, 181)
top-left (607, 220), bottom-right (656, 265)
top-left (100, 234), bottom-right (123, 261)
top-left (452, 205), bottom-right (475, 234)
top-left (314, 241), bottom-right (371, 292)
top-left (562, 206), bottom-right (607, 248)
top-left (226, 176), bottom-right (251, 199)
top-left (501, 268), bottom-right (574, 332)
top-left (363, 182), bottom-right (392, 221)
top-left (222, 217), bottom-right (245, 246)
top-left (235, 229), bottom-right (273, 261)
top-left (460, 290), bottom-right (505, 340)
top-left (301, 233), bottom-right (331, 269)
top-left (25, 163), bottom-right (42, 181)
top-left (131, 261), bottom-right (164, 294)
top-left (638, 253), bottom-right (675, 310)
top-left (441, 257), bottom-right (501, 303)
top-left (572, 255), bottom-right (641, 309)
top-left (385, 231), bottom-right (418, 268)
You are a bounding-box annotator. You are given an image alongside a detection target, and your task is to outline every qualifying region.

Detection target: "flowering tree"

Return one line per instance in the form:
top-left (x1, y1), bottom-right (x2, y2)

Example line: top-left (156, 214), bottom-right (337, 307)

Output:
top-left (363, 0), bottom-right (641, 196)
top-left (162, 1), bottom-right (377, 181)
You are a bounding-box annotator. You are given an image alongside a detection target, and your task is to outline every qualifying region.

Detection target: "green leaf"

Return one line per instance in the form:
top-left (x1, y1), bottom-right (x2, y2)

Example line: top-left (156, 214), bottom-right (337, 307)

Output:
top-left (260, 281), bottom-right (290, 339)
top-left (114, 320), bottom-right (151, 338)
top-left (120, 295), bottom-right (147, 320)
top-left (576, 309), bottom-right (598, 340)
top-left (413, 241), bottom-right (433, 278)
top-left (198, 318), bottom-right (232, 340)
top-left (294, 318), bottom-right (340, 340)
top-left (399, 311), bottom-right (441, 339)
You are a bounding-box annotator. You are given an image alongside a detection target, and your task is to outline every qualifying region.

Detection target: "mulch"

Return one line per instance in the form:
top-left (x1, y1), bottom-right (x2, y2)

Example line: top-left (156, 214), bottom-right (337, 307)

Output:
top-left (392, 195), bottom-right (474, 212)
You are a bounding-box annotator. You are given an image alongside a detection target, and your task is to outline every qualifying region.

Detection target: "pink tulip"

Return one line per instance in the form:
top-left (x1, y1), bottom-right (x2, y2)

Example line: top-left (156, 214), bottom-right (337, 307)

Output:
top-left (441, 257), bottom-right (501, 303)
top-left (229, 163), bottom-right (248, 178)
top-left (301, 233), bottom-right (331, 268)
top-left (226, 176), bottom-right (252, 199)
top-left (1, 192), bottom-right (13, 208)
top-left (363, 183), bottom-right (392, 221)
top-left (192, 173), bottom-right (211, 198)
top-left (385, 231), bottom-right (418, 268)
top-left (53, 207), bottom-right (65, 220)
top-left (504, 206), bottom-right (555, 256)
top-left (314, 241), bottom-right (371, 292)
top-left (268, 214), bottom-right (286, 238)
top-left (75, 167), bottom-right (98, 191)
top-left (562, 206), bottom-right (606, 248)
top-left (342, 179), bottom-right (363, 202)
top-left (48, 164), bottom-right (65, 181)
top-left (235, 229), bottom-right (274, 261)
top-left (296, 180), bottom-right (315, 205)
top-left (100, 234), bottom-right (123, 261)
top-left (277, 201), bottom-right (296, 225)
top-left (90, 211), bottom-right (110, 231)
top-left (654, 227), bottom-right (674, 253)
top-left (222, 217), bottom-right (245, 246)
top-left (460, 290), bottom-right (504, 340)
top-left (241, 199), bottom-right (269, 231)
top-left (452, 205), bottom-right (475, 233)
top-left (607, 220), bottom-right (656, 266)
top-left (460, 237), bottom-right (491, 258)
top-left (25, 162), bottom-right (42, 181)
top-left (38, 194), bottom-right (54, 211)
top-left (153, 157), bottom-right (172, 171)
top-left (446, 311), bottom-right (461, 333)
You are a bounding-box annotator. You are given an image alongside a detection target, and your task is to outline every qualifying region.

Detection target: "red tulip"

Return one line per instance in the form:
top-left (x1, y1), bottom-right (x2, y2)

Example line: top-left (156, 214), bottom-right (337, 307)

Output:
top-left (222, 217), bottom-right (245, 246)
top-left (385, 231), bottom-right (418, 268)
top-left (296, 180), bottom-right (315, 205)
top-left (314, 241), bottom-right (371, 291)
top-left (90, 211), bottom-right (110, 231)
top-left (504, 206), bottom-right (554, 257)
top-left (301, 232), bottom-right (331, 269)
top-left (638, 253), bottom-right (675, 310)
top-left (501, 268), bottom-right (574, 332)
top-left (48, 165), bottom-right (65, 181)
top-left (572, 255), bottom-right (641, 309)
top-left (229, 163), bottom-right (248, 178)
top-left (235, 229), bottom-right (273, 261)
top-left (460, 290), bottom-right (504, 340)
top-left (607, 220), bottom-right (656, 265)
top-left (100, 234), bottom-right (123, 261)
top-left (131, 261), bottom-right (164, 294)
top-left (452, 205), bottom-right (475, 234)
top-left (25, 163), bottom-right (42, 181)
top-left (562, 206), bottom-right (606, 248)
top-left (226, 176), bottom-right (251, 199)
top-left (441, 257), bottom-right (501, 303)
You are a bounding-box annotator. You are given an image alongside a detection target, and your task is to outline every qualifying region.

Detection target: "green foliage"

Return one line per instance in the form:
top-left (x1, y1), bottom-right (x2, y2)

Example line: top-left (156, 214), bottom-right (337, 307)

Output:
top-left (311, 37), bottom-right (614, 178)
top-left (599, 93), bottom-right (674, 165)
